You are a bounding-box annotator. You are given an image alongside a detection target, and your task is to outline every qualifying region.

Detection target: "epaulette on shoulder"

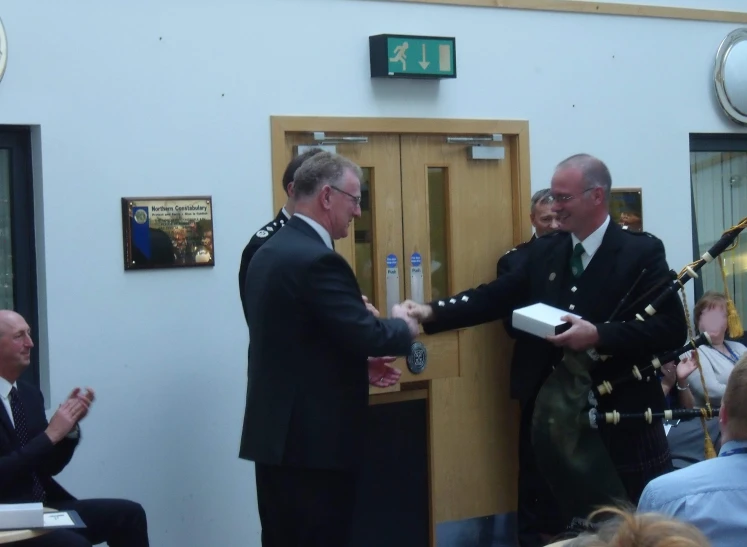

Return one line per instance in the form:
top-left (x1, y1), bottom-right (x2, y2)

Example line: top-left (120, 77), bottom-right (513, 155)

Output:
top-left (622, 228), bottom-right (660, 241)
top-left (253, 222), bottom-right (278, 240)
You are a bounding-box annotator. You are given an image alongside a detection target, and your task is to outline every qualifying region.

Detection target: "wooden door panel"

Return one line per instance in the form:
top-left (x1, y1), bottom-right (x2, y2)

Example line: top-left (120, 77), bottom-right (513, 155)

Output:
top-left (400, 134), bottom-right (520, 522)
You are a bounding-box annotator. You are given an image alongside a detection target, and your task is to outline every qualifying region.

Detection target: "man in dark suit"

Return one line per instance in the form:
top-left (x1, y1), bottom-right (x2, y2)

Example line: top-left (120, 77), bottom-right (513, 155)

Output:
top-left (239, 151), bottom-right (419, 547)
top-left (0, 310), bottom-right (148, 547)
top-left (496, 188), bottom-right (563, 547)
top-left (403, 154), bottom-right (687, 541)
top-left (238, 147), bottom-right (325, 318)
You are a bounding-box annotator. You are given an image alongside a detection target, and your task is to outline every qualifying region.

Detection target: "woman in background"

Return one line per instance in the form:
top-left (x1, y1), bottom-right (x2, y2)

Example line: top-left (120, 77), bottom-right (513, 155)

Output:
top-left (661, 291), bottom-right (746, 408)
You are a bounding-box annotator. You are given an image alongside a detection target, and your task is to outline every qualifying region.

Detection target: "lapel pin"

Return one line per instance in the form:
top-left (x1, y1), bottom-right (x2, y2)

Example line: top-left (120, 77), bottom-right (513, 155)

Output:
top-left (549, 272), bottom-right (556, 281)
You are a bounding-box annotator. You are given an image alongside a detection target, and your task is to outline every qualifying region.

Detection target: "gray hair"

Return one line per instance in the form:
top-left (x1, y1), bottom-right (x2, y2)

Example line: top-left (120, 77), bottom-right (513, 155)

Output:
top-left (556, 153), bottom-right (612, 201)
top-left (292, 151), bottom-right (363, 198)
top-left (530, 188), bottom-right (553, 212)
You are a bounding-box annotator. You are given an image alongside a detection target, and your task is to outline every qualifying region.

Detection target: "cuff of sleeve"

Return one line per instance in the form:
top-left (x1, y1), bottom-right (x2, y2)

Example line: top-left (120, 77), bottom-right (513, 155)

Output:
top-left (594, 322), bottom-right (614, 353)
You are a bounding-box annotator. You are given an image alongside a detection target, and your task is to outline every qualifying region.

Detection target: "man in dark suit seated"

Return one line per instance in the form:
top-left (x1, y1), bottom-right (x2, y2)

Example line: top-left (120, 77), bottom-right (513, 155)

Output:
top-left (240, 151), bottom-right (419, 547)
top-left (0, 310), bottom-right (149, 546)
top-left (402, 153), bottom-right (687, 541)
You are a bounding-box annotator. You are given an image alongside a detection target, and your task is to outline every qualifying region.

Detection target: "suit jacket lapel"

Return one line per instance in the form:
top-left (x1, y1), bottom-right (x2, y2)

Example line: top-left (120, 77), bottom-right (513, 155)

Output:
top-left (0, 398), bottom-right (15, 438)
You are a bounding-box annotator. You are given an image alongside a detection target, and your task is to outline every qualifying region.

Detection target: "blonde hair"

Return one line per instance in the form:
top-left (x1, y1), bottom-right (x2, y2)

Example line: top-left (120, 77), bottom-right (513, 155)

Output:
top-left (565, 506), bottom-right (710, 547)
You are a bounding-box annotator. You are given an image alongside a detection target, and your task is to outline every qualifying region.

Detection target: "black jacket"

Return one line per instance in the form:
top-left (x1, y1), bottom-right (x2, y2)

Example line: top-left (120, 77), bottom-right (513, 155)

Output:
top-left (239, 216), bottom-right (413, 470)
top-left (0, 381), bottom-right (78, 503)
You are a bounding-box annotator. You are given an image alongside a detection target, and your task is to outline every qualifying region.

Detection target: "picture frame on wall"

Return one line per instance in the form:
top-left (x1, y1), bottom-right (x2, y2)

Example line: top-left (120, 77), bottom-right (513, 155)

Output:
top-left (610, 188), bottom-right (643, 232)
top-left (121, 196), bottom-right (215, 270)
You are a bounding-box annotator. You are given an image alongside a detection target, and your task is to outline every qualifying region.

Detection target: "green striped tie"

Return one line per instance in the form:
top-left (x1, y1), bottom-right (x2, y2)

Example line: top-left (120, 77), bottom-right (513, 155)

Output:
top-left (570, 243), bottom-right (585, 278)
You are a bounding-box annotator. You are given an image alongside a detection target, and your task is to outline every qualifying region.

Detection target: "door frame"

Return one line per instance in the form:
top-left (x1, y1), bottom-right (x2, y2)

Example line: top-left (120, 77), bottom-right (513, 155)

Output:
top-left (270, 116), bottom-right (533, 246)
top-left (270, 116), bottom-right (533, 546)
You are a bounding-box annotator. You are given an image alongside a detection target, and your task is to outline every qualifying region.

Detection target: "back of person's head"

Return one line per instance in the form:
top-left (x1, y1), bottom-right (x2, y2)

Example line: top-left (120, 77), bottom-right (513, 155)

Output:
top-left (722, 354), bottom-right (747, 440)
top-left (565, 506), bottom-right (710, 547)
top-left (281, 148), bottom-right (325, 196)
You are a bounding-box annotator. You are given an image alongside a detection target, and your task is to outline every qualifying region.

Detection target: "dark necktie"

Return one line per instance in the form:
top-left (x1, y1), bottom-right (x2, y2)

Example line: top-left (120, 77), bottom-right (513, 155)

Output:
top-left (570, 242), bottom-right (585, 278)
top-left (9, 387), bottom-right (46, 502)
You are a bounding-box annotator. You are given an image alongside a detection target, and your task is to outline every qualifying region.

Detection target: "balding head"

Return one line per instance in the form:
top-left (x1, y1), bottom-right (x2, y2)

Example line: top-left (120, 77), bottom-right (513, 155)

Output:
top-left (550, 153), bottom-right (612, 241)
top-left (0, 310), bottom-right (33, 382)
top-left (555, 153), bottom-right (612, 202)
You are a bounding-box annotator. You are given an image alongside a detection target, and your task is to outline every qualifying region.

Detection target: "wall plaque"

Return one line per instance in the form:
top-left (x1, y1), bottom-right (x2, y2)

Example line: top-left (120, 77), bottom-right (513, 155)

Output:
top-left (121, 196), bottom-right (214, 270)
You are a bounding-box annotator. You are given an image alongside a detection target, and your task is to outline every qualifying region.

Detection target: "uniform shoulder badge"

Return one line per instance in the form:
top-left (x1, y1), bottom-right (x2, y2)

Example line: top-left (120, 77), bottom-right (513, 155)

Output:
top-left (256, 229), bottom-right (269, 238)
top-left (623, 228), bottom-right (659, 240)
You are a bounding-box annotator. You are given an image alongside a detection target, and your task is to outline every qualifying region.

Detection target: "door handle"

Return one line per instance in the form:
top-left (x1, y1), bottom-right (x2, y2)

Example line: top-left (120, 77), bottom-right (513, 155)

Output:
top-left (409, 251), bottom-right (424, 304)
top-left (385, 253), bottom-right (400, 316)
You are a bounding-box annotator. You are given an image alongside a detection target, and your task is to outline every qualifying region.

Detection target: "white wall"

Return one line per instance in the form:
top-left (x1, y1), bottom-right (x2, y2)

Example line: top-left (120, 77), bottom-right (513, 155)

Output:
top-left (0, 0), bottom-right (746, 545)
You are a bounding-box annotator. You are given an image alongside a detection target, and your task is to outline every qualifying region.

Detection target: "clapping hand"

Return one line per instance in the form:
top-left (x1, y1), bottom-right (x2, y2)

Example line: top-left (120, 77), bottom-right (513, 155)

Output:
top-left (676, 354), bottom-right (699, 381)
top-left (368, 356), bottom-right (402, 388)
top-left (67, 386), bottom-right (96, 421)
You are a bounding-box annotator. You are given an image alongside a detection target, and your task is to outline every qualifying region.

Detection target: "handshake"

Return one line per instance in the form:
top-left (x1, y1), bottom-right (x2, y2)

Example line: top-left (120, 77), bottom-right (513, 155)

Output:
top-left (391, 300), bottom-right (433, 338)
top-left (362, 296), bottom-right (432, 339)
top-left (362, 297), bottom-right (434, 388)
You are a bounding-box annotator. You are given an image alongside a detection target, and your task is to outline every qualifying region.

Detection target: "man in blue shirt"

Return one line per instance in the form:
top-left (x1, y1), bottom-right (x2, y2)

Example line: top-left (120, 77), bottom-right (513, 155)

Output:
top-left (638, 354), bottom-right (747, 545)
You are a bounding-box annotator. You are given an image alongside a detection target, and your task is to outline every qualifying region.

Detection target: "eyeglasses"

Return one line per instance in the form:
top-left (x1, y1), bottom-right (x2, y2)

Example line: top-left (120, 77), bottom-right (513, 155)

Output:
top-left (330, 186), bottom-right (362, 207)
top-left (550, 187), bottom-right (595, 203)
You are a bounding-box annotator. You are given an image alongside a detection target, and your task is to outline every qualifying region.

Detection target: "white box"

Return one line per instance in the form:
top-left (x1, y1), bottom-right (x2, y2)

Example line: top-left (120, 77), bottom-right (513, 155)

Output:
top-left (0, 503), bottom-right (44, 530)
top-left (512, 303), bottom-right (580, 338)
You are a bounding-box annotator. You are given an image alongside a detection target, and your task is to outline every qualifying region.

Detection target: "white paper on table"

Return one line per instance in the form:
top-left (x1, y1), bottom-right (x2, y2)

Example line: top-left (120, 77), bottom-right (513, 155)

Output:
top-left (43, 512), bottom-right (76, 527)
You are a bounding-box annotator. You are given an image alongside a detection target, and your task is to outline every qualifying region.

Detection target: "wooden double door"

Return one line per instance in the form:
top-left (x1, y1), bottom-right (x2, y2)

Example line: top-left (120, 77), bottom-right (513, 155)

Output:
top-left (272, 117), bottom-right (531, 545)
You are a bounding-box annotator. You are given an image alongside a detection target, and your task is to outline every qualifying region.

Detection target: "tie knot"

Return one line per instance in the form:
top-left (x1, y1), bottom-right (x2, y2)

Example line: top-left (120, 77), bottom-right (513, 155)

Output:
top-left (573, 243), bottom-right (585, 257)
top-left (9, 386), bottom-right (18, 400)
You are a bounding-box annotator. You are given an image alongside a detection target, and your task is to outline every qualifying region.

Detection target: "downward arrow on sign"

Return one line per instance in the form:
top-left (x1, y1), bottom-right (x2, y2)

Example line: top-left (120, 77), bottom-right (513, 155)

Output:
top-left (419, 44), bottom-right (430, 69)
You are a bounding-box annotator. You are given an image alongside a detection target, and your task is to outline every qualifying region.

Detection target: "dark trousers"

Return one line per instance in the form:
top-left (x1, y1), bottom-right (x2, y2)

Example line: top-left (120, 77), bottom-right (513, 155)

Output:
top-left (255, 463), bottom-right (357, 547)
top-left (11, 499), bottom-right (149, 547)
top-left (516, 400), bottom-right (565, 547)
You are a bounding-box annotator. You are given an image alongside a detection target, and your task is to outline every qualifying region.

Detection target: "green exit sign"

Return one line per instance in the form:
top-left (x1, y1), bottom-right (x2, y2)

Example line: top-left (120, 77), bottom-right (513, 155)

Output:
top-left (369, 34), bottom-right (457, 79)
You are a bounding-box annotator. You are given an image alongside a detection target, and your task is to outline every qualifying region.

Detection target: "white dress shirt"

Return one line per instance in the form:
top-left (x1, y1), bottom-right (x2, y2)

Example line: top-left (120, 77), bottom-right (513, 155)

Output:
top-left (281, 207), bottom-right (290, 220)
top-left (571, 215), bottom-right (610, 269)
top-left (0, 376), bottom-right (17, 427)
top-left (294, 214), bottom-right (334, 250)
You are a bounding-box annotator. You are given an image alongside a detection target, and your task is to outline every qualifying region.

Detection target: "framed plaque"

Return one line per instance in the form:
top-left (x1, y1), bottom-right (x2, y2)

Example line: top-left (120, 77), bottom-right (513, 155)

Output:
top-left (610, 188), bottom-right (643, 232)
top-left (121, 196), bottom-right (214, 270)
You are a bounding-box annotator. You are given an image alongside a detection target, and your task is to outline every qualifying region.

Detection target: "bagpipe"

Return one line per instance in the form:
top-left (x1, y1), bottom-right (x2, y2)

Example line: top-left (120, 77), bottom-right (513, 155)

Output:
top-left (530, 216), bottom-right (746, 525)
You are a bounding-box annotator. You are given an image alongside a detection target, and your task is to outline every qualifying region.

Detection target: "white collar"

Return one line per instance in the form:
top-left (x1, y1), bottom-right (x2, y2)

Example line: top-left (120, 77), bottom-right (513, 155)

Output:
top-left (281, 207), bottom-right (291, 220)
top-left (571, 215), bottom-right (610, 259)
top-left (294, 213), bottom-right (334, 250)
top-left (0, 376), bottom-right (16, 399)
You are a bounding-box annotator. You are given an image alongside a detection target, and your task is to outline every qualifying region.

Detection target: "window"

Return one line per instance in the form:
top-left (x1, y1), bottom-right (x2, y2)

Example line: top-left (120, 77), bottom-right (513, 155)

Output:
top-left (690, 134), bottom-right (747, 339)
top-left (0, 127), bottom-right (39, 386)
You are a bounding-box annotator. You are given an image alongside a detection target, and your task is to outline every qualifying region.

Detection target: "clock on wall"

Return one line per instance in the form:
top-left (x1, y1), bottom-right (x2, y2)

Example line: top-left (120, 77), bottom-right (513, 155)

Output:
top-left (0, 17), bottom-right (7, 84)
top-left (714, 28), bottom-right (747, 125)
